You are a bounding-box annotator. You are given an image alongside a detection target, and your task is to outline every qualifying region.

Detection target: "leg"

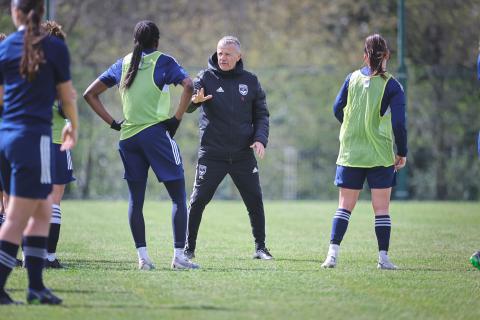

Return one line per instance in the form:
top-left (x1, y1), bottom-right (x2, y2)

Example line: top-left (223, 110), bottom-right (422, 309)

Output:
top-left (367, 166), bottom-right (397, 269)
top-left (126, 180), bottom-right (148, 249)
top-left (118, 137), bottom-right (153, 269)
top-left (46, 184), bottom-right (65, 267)
top-left (229, 157), bottom-right (267, 252)
top-left (186, 159), bottom-right (227, 253)
top-left (371, 188), bottom-right (396, 269)
top-left (164, 178), bottom-right (188, 249)
top-left (329, 187), bottom-right (361, 245)
top-left (322, 166), bottom-right (364, 268)
top-left (165, 178), bottom-right (200, 270)
top-left (0, 196), bottom-right (35, 303)
top-left (23, 197), bottom-right (52, 292)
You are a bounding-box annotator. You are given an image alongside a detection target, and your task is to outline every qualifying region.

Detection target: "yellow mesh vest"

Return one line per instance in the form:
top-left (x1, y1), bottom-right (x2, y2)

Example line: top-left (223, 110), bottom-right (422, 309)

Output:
top-left (336, 70), bottom-right (395, 167)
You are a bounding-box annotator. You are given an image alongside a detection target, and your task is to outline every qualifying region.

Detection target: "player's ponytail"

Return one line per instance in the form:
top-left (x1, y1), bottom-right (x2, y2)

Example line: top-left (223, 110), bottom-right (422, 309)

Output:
top-left (13, 0), bottom-right (45, 81)
top-left (364, 34), bottom-right (390, 80)
top-left (122, 20), bottom-right (160, 89)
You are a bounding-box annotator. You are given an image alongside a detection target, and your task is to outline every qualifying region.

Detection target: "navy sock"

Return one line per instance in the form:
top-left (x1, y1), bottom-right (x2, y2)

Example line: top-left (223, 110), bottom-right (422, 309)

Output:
top-left (47, 204), bottom-right (61, 254)
top-left (0, 213), bottom-right (4, 227)
top-left (375, 215), bottom-right (391, 251)
top-left (23, 236), bottom-right (47, 291)
top-left (127, 180), bottom-right (147, 248)
top-left (164, 179), bottom-right (187, 249)
top-left (0, 240), bottom-right (19, 292)
top-left (330, 208), bottom-right (351, 245)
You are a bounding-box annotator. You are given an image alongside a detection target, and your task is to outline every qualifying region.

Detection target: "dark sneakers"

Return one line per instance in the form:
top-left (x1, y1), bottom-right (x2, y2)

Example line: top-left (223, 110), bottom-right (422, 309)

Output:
top-left (253, 247), bottom-right (274, 260)
top-left (27, 288), bottom-right (62, 305)
top-left (184, 248), bottom-right (195, 260)
top-left (45, 259), bottom-right (64, 269)
top-left (0, 291), bottom-right (22, 305)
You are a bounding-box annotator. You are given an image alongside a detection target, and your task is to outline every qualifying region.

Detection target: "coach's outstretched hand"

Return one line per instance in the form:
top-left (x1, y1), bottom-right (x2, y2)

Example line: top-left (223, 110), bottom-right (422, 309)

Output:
top-left (161, 116), bottom-right (181, 138)
top-left (192, 87), bottom-right (212, 104)
top-left (110, 119), bottom-right (123, 131)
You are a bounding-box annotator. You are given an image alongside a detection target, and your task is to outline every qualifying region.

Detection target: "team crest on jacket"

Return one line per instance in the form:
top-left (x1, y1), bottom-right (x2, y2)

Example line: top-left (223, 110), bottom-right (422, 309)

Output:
top-left (198, 164), bottom-right (207, 179)
top-left (239, 84), bottom-right (248, 96)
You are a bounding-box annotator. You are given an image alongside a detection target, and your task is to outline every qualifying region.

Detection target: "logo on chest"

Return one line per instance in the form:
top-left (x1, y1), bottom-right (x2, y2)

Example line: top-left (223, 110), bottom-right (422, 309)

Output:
top-left (239, 84), bottom-right (248, 96)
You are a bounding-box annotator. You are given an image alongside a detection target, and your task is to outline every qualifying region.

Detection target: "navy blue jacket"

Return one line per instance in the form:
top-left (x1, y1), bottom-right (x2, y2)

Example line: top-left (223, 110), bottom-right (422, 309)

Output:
top-left (188, 53), bottom-right (269, 161)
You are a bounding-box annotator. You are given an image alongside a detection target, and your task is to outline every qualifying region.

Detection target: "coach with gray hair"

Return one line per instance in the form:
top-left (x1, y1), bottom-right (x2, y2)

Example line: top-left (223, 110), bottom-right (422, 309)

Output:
top-left (185, 36), bottom-right (272, 261)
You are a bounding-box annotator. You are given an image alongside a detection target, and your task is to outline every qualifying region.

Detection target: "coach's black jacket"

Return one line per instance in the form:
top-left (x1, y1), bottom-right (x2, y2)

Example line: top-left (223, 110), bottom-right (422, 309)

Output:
top-left (187, 53), bottom-right (269, 161)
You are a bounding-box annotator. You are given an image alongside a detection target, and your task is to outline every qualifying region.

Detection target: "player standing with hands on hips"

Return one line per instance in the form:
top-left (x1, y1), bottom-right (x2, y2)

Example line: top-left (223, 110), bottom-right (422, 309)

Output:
top-left (321, 34), bottom-right (407, 270)
top-left (184, 36), bottom-right (272, 261)
top-left (84, 20), bottom-right (199, 270)
top-left (0, 0), bottom-right (78, 304)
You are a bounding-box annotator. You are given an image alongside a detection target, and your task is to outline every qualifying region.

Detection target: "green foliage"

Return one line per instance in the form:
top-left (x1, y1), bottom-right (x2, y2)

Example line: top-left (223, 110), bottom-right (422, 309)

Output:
top-left (0, 0), bottom-right (478, 199)
top-left (3, 200), bottom-right (480, 319)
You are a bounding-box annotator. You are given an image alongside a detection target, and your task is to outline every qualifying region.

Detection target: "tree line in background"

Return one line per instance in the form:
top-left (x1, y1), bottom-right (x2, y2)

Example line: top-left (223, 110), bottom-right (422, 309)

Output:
top-left (0, 0), bottom-right (478, 200)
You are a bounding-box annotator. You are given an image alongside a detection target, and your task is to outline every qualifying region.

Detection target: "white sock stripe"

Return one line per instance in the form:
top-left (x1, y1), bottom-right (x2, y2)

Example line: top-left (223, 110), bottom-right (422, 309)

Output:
top-left (336, 208), bottom-right (351, 214)
top-left (334, 213), bottom-right (351, 220)
top-left (165, 132), bottom-right (181, 165)
top-left (40, 135), bottom-right (51, 184)
top-left (375, 219), bottom-right (391, 223)
top-left (334, 215), bottom-right (350, 222)
top-left (375, 224), bottom-right (392, 227)
top-left (0, 251), bottom-right (17, 268)
top-left (23, 246), bottom-right (47, 259)
top-left (52, 204), bottom-right (61, 210)
top-left (50, 217), bottom-right (62, 224)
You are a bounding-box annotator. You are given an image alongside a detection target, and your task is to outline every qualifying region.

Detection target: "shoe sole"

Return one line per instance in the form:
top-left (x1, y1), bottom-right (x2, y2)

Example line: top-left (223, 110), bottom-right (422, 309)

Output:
top-left (171, 264), bottom-right (200, 270)
top-left (321, 263), bottom-right (336, 268)
top-left (377, 264), bottom-right (398, 270)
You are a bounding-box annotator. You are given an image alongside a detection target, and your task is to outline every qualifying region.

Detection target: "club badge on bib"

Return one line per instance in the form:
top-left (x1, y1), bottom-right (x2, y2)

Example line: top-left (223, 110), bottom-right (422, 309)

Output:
top-left (239, 84), bottom-right (248, 96)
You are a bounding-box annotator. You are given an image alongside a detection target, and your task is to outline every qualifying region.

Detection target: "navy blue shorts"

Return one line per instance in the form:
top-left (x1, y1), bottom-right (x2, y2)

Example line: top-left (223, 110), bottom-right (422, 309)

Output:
top-left (0, 129), bottom-right (53, 199)
top-left (334, 165), bottom-right (396, 190)
top-left (118, 122), bottom-right (184, 182)
top-left (52, 143), bottom-right (75, 185)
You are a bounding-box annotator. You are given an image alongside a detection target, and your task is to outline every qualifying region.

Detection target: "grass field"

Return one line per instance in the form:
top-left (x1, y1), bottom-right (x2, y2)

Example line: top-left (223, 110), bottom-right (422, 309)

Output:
top-left (2, 200), bottom-right (479, 319)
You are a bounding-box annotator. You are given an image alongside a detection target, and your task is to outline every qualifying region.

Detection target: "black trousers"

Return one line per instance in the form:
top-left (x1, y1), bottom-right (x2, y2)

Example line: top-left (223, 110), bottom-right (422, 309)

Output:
top-left (187, 155), bottom-right (266, 251)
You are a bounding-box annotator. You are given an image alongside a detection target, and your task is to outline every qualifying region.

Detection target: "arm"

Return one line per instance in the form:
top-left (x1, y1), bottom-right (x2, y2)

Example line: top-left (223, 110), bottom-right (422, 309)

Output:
top-left (385, 78), bottom-right (407, 170)
top-left (251, 78), bottom-right (269, 159)
top-left (83, 79), bottom-right (120, 129)
top-left (333, 74), bottom-right (351, 123)
top-left (57, 80), bottom-right (79, 150)
top-left (174, 77), bottom-right (194, 120)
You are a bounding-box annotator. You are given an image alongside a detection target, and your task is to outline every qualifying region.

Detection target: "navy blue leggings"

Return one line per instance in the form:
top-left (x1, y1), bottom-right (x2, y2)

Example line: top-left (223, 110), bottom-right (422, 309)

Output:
top-left (127, 178), bottom-right (187, 249)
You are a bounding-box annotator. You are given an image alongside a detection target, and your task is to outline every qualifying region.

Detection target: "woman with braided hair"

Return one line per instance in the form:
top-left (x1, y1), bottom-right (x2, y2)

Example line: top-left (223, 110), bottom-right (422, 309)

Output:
top-left (84, 20), bottom-right (199, 271)
top-left (0, 0), bottom-right (78, 304)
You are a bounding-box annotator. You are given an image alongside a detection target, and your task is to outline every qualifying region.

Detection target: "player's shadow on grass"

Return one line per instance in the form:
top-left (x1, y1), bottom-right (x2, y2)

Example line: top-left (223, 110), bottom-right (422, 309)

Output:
top-left (62, 258), bottom-right (135, 271)
top-left (65, 303), bottom-right (234, 311)
top-left (274, 258), bottom-right (319, 263)
top-left (6, 288), bottom-right (98, 294)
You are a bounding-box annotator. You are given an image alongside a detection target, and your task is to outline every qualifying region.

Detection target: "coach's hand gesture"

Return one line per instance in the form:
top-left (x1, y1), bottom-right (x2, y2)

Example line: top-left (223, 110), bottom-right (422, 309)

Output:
top-left (250, 141), bottom-right (265, 159)
top-left (192, 87), bottom-right (212, 104)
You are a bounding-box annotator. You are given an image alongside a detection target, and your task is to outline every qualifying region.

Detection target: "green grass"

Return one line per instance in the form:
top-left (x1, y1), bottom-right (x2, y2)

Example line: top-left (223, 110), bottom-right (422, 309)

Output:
top-left (3, 201), bottom-right (480, 319)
